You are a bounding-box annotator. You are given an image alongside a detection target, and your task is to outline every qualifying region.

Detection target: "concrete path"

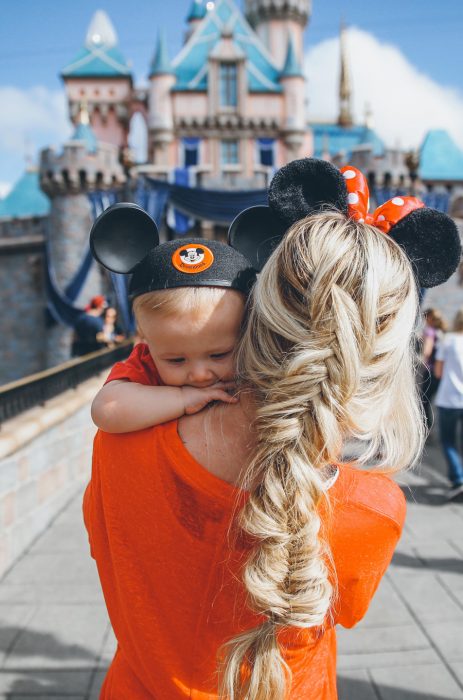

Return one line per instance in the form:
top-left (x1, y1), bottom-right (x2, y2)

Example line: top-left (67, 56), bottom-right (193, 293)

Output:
top-left (0, 443), bottom-right (462, 699)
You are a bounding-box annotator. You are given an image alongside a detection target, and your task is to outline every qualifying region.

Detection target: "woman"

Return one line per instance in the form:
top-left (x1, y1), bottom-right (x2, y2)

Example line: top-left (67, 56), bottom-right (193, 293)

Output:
top-left (434, 308), bottom-right (463, 500)
top-left (421, 307), bottom-right (446, 430)
top-left (84, 159), bottom-right (460, 699)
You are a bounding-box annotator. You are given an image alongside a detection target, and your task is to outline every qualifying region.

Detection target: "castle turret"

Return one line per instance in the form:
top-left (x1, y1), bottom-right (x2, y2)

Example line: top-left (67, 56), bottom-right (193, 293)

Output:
top-left (148, 32), bottom-right (176, 167)
top-left (40, 107), bottom-right (125, 366)
top-left (61, 10), bottom-right (133, 149)
top-left (338, 23), bottom-right (353, 128)
top-left (280, 34), bottom-right (306, 160)
top-left (245, 0), bottom-right (311, 68)
top-left (185, 0), bottom-right (207, 42)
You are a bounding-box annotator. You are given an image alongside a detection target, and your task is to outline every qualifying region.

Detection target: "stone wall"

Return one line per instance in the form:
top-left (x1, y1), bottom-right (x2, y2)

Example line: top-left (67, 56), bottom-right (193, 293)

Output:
top-left (0, 236), bottom-right (47, 385)
top-left (0, 375), bottom-right (101, 579)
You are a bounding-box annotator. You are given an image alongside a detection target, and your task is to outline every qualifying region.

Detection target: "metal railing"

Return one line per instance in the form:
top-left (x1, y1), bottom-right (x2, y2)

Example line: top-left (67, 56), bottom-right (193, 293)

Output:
top-left (0, 341), bottom-right (133, 426)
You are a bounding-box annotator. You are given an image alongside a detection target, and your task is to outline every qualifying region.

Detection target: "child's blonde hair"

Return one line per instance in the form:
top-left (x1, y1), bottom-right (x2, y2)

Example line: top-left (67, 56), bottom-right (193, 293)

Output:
top-left (132, 286), bottom-right (244, 336)
top-left (217, 211), bottom-right (424, 700)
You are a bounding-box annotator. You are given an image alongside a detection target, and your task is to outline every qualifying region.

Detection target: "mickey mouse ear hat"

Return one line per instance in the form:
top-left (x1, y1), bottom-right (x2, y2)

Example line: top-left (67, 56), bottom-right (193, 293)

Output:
top-left (229, 158), bottom-right (461, 288)
top-left (89, 202), bottom-right (257, 297)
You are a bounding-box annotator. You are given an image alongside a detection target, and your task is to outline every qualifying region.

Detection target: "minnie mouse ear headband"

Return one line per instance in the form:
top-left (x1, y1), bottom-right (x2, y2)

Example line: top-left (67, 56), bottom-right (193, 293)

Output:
top-left (229, 158), bottom-right (462, 287)
top-left (89, 202), bottom-right (256, 298)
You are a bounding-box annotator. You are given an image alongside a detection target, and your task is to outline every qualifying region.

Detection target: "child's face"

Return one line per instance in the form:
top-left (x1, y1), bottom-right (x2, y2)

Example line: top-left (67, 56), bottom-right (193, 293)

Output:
top-left (137, 290), bottom-right (245, 388)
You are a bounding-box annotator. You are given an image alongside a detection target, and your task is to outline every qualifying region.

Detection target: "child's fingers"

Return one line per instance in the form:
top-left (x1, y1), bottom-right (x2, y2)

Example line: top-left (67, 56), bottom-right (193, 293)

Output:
top-left (210, 390), bottom-right (239, 404)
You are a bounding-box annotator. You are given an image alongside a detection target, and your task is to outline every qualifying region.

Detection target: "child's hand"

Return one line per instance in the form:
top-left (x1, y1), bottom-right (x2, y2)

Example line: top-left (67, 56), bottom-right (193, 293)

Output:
top-left (181, 382), bottom-right (238, 415)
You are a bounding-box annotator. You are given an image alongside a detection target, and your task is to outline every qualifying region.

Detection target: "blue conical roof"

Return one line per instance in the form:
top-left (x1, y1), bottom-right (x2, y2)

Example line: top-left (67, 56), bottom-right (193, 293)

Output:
top-left (280, 34), bottom-right (303, 78)
top-left (187, 0), bottom-right (206, 21)
top-left (420, 130), bottom-right (463, 181)
top-left (71, 120), bottom-right (98, 154)
top-left (0, 169), bottom-right (50, 219)
top-left (61, 11), bottom-right (131, 79)
top-left (149, 31), bottom-right (174, 77)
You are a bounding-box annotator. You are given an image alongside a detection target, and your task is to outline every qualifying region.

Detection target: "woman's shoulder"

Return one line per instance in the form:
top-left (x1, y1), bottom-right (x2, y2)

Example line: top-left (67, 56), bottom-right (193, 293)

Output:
top-left (335, 464), bottom-right (406, 531)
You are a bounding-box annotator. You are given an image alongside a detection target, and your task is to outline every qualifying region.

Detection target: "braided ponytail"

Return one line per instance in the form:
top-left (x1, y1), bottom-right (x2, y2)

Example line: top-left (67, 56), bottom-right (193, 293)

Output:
top-left (217, 212), bottom-right (424, 699)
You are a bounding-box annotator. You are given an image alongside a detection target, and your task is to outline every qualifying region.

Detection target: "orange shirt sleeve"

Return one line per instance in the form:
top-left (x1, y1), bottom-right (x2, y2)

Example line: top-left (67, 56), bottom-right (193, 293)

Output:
top-left (104, 343), bottom-right (161, 386)
top-left (330, 472), bottom-right (406, 628)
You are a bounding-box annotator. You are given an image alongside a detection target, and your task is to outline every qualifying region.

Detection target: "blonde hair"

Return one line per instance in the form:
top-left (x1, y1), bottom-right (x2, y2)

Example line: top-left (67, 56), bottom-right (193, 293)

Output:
top-left (425, 308), bottom-right (447, 332)
top-left (217, 211), bottom-right (424, 700)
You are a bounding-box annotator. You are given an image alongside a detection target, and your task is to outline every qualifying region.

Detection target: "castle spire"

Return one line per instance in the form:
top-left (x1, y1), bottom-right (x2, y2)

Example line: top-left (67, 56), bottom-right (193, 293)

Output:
top-left (149, 31), bottom-right (173, 77)
top-left (281, 33), bottom-right (304, 78)
top-left (338, 21), bottom-right (353, 128)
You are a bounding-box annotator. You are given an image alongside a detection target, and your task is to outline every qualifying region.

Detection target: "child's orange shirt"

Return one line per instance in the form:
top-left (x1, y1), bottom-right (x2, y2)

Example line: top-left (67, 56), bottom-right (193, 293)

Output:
top-left (84, 422), bottom-right (405, 699)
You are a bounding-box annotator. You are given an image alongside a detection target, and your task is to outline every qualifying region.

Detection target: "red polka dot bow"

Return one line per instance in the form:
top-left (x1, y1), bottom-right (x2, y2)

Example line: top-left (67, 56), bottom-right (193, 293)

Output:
top-left (340, 165), bottom-right (425, 234)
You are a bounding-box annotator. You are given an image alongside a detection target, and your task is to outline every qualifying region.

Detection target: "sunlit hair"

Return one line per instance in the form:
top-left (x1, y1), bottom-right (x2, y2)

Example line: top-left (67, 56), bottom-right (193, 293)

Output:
top-left (453, 308), bottom-right (463, 332)
top-left (217, 211), bottom-right (424, 700)
top-left (132, 286), bottom-right (244, 338)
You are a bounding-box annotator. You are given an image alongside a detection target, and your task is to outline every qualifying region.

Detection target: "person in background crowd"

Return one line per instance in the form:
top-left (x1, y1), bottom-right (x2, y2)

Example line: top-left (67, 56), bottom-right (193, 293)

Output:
top-left (434, 308), bottom-right (463, 501)
top-left (100, 307), bottom-right (125, 347)
top-left (71, 295), bottom-right (108, 357)
top-left (421, 308), bottom-right (447, 430)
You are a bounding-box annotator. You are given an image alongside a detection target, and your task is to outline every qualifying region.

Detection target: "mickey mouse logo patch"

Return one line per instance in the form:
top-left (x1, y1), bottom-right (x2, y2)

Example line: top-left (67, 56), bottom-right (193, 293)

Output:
top-left (172, 244), bottom-right (214, 274)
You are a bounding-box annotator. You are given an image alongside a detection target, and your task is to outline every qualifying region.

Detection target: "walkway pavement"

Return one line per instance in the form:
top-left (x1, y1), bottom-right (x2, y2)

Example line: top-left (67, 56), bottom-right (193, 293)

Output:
top-left (0, 442), bottom-right (462, 699)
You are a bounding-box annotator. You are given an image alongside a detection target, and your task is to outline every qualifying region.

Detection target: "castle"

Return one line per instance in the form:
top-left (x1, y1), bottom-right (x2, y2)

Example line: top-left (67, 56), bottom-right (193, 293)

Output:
top-left (1, 0), bottom-right (463, 384)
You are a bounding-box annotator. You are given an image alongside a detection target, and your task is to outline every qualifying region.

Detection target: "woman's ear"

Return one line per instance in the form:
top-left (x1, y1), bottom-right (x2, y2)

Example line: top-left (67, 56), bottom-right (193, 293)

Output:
top-left (388, 208), bottom-right (462, 288)
top-left (268, 158), bottom-right (349, 226)
top-left (228, 205), bottom-right (287, 272)
top-left (90, 203), bottom-right (160, 273)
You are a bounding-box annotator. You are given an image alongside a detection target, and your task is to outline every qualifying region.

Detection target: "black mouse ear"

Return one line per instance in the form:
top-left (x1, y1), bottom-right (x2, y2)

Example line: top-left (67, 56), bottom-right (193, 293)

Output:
top-left (389, 208), bottom-right (461, 288)
top-left (268, 158), bottom-right (349, 227)
top-left (90, 202), bottom-right (159, 273)
top-left (228, 205), bottom-right (287, 272)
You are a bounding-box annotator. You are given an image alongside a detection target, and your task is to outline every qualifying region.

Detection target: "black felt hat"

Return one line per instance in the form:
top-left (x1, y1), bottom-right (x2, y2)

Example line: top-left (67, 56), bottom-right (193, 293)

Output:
top-left (90, 203), bottom-right (257, 298)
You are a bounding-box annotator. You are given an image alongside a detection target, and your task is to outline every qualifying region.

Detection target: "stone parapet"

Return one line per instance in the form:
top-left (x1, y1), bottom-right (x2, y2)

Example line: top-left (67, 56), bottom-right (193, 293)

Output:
top-left (0, 374), bottom-right (102, 580)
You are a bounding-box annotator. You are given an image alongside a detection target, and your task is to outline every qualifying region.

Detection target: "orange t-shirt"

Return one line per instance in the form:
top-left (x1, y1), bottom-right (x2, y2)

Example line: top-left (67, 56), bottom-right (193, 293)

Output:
top-left (84, 423), bottom-right (405, 700)
top-left (105, 343), bottom-right (162, 386)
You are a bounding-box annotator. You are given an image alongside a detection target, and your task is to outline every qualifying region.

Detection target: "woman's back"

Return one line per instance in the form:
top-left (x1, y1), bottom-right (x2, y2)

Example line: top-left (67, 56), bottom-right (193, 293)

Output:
top-left (84, 418), bottom-right (405, 700)
top-left (436, 333), bottom-right (463, 408)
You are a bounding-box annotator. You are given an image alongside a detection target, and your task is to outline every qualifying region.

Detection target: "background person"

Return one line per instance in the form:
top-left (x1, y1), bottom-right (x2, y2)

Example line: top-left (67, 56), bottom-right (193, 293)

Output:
top-left (71, 295), bottom-right (108, 357)
top-left (434, 308), bottom-right (463, 500)
top-left (100, 306), bottom-right (126, 347)
top-left (421, 307), bottom-right (447, 430)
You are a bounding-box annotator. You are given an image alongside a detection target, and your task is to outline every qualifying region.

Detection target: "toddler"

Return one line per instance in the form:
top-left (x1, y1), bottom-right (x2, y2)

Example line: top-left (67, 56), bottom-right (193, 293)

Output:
top-left (89, 205), bottom-right (256, 433)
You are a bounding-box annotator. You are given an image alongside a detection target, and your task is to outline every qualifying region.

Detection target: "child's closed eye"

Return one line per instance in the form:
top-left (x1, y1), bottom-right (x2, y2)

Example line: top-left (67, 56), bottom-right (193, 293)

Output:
top-left (210, 351), bottom-right (232, 359)
top-left (167, 358), bottom-right (185, 364)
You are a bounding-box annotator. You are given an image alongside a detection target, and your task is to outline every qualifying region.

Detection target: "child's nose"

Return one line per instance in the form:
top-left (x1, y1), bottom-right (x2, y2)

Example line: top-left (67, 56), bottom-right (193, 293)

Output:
top-left (188, 363), bottom-right (214, 384)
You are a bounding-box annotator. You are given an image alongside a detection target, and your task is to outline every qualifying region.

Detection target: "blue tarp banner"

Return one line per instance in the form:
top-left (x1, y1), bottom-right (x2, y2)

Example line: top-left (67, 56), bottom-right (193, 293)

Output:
top-left (146, 176), bottom-right (268, 224)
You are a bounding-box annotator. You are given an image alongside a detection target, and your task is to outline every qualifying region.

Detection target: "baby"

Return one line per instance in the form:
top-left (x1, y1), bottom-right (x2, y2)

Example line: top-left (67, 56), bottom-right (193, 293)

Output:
top-left (91, 286), bottom-right (245, 432)
top-left (89, 204), bottom-right (256, 434)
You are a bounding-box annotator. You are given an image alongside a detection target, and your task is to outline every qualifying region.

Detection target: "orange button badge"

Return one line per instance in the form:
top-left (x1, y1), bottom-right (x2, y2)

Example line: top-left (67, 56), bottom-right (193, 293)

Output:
top-left (171, 244), bottom-right (214, 274)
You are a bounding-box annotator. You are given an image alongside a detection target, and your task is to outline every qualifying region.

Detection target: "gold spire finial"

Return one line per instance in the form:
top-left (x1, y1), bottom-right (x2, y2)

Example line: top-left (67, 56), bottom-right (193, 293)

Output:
top-left (338, 20), bottom-right (353, 128)
top-left (77, 100), bottom-right (90, 126)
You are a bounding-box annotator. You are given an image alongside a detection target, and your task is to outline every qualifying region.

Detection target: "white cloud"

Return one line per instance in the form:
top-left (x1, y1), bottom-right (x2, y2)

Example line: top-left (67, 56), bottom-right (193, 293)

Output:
top-left (304, 27), bottom-right (463, 151)
top-left (0, 85), bottom-right (72, 188)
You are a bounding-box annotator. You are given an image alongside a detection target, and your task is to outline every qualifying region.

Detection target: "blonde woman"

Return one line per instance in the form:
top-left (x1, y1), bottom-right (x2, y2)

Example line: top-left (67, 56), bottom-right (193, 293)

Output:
top-left (84, 159), bottom-right (460, 699)
top-left (434, 309), bottom-right (463, 500)
top-left (421, 307), bottom-right (447, 429)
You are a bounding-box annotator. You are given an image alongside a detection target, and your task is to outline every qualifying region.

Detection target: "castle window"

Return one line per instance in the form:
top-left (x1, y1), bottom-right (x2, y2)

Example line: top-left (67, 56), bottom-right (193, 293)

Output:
top-left (182, 138), bottom-right (200, 167)
top-left (257, 138), bottom-right (275, 167)
top-left (221, 140), bottom-right (239, 165)
top-left (220, 63), bottom-right (238, 108)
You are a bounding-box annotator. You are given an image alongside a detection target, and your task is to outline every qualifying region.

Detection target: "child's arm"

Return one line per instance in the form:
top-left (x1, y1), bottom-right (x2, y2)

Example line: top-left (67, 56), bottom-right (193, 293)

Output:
top-left (91, 380), bottom-right (237, 433)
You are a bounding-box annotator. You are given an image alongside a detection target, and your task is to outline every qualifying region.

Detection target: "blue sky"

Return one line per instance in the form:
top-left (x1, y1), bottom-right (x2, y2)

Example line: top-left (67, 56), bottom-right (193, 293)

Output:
top-left (0, 0), bottom-right (462, 192)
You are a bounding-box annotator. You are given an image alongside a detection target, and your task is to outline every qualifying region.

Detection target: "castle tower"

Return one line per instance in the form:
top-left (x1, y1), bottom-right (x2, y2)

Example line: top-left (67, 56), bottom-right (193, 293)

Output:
top-left (40, 107), bottom-right (126, 367)
top-left (61, 10), bottom-right (133, 149)
top-left (185, 0), bottom-right (207, 42)
top-left (245, 0), bottom-right (311, 68)
top-left (280, 34), bottom-right (306, 160)
top-left (338, 23), bottom-right (353, 128)
top-left (148, 33), bottom-right (176, 166)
